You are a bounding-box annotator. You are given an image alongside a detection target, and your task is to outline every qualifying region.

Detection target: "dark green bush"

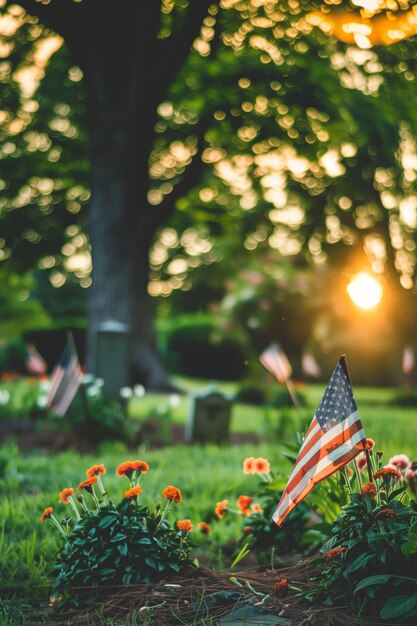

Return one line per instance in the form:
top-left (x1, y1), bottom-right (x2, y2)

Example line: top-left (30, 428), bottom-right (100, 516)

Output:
top-left (167, 323), bottom-right (246, 380)
top-left (270, 387), bottom-right (307, 409)
top-left (235, 385), bottom-right (266, 406)
top-left (0, 339), bottom-right (28, 375)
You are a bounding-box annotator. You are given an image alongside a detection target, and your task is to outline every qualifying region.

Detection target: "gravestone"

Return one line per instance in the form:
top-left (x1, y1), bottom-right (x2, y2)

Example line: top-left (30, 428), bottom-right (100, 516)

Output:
top-left (185, 386), bottom-right (233, 444)
top-left (93, 319), bottom-right (129, 399)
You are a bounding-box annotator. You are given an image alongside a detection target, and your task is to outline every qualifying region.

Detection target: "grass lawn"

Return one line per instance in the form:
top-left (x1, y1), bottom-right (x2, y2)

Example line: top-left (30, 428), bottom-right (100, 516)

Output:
top-left (0, 379), bottom-right (416, 624)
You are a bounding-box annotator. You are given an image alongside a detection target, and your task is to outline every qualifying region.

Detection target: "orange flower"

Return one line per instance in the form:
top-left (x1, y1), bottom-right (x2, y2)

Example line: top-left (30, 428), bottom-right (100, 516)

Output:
top-left (322, 546), bottom-right (346, 560)
top-left (133, 460), bottom-right (149, 473)
top-left (345, 466), bottom-right (353, 477)
top-left (365, 438), bottom-right (375, 451)
top-left (116, 461), bottom-right (135, 477)
top-left (177, 519), bottom-right (193, 532)
top-left (77, 476), bottom-right (97, 492)
top-left (49, 595), bottom-right (63, 607)
top-left (243, 457), bottom-right (256, 474)
top-left (198, 522), bottom-right (211, 535)
top-left (255, 457), bottom-right (270, 474)
top-left (162, 485), bottom-right (182, 503)
top-left (237, 495), bottom-right (254, 515)
top-left (361, 482), bottom-right (376, 498)
top-left (273, 577), bottom-right (288, 598)
top-left (86, 464), bottom-right (106, 478)
top-left (59, 487), bottom-right (74, 504)
top-left (374, 467), bottom-right (401, 480)
top-left (215, 499), bottom-right (228, 519)
top-left (252, 503), bottom-right (263, 513)
top-left (243, 525), bottom-right (253, 535)
top-left (375, 508), bottom-right (398, 521)
top-left (124, 486), bottom-right (143, 499)
top-left (40, 506), bottom-right (53, 522)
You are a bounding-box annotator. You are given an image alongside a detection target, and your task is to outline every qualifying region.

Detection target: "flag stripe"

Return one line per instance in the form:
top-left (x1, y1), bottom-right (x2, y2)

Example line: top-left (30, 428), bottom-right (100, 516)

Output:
top-left (46, 342), bottom-right (82, 417)
top-left (274, 424), bottom-right (365, 522)
top-left (260, 344), bottom-right (292, 383)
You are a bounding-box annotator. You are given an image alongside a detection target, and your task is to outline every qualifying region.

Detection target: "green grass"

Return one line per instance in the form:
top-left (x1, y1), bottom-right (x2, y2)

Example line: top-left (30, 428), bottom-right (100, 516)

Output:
top-left (1, 380), bottom-right (416, 624)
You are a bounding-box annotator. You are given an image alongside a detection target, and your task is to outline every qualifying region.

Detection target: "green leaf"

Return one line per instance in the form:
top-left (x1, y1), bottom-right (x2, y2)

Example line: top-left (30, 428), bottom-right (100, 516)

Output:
top-left (346, 553), bottom-right (375, 574)
top-left (354, 575), bottom-right (396, 592)
top-left (380, 594), bottom-right (417, 620)
top-left (98, 515), bottom-right (117, 529)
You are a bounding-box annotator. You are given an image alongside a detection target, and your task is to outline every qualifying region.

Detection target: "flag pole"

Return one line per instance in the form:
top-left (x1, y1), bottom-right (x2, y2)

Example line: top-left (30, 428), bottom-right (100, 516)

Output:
top-left (67, 331), bottom-right (91, 430)
top-left (340, 354), bottom-right (373, 483)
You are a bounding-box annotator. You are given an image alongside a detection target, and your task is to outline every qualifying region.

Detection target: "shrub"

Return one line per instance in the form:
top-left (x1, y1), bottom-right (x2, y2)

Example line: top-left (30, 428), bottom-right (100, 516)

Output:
top-left (41, 461), bottom-right (196, 608)
top-left (270, 388), bottom-right (307, 409)
top-left (235, 385), bottom-right (266, 406)
top-left (166, 323), bottom-right (246, 380)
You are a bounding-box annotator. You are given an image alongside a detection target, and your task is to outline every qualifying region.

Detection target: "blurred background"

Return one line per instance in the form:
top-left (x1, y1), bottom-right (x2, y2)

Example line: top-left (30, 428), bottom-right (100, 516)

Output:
top-left (1, 0), bottom-right (417, 391)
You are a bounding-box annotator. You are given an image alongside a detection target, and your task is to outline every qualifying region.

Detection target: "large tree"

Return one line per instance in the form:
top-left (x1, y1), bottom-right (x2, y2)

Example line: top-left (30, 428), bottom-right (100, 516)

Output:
top-left (1, 0), bottom-right (417, 387)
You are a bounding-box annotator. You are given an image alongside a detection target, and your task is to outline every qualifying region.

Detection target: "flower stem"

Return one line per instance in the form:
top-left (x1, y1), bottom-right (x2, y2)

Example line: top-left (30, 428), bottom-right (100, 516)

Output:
top-left (96, 475), bottom-right (109, 506)
top-left (342, 467), bottom-right (353, 494)
top-left (68, 496), bottom-right (81, 522)
top-left (50, 515), bottom-right (68, 539)
top-left (156, 500), bottom-right (172, 529)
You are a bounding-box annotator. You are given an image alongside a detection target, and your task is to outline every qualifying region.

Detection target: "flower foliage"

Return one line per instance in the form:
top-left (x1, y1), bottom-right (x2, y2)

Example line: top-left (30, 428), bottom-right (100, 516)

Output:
top-left (41, 460), bottom-right (196, 607)
top-left (308, 446), bottom-right (417, 623)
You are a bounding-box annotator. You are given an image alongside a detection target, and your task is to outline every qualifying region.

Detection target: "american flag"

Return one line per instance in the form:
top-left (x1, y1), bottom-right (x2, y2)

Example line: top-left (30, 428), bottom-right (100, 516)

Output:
top-left (302, 352), bottom-right (321, 379)
top-left (25, 343), bottom-right (47, 375)
top-left (402, 346), bottom-right (415, 375)
top-left (273, 356), bottom-right (366, 526)
top-left (260, 343), bottom-right (292, 383)
top-left (46, 342), bottom-right (82, 416)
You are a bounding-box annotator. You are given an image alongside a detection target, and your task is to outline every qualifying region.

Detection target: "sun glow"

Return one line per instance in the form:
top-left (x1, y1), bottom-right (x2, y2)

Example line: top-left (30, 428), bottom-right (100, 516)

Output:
top-left (347, 272), bottom-right (383, 309)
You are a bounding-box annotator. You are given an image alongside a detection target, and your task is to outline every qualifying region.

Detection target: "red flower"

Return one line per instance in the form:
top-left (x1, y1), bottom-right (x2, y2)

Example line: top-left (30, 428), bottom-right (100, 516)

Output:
top-left (116, 461), bottom-right (135, 477)
top-left (132, 460), bottom-right (149, 473)
top-left (322, 546), bottom-right (347, 560)
top-left (59, 487), bottom-right (74, 504)
top-left (356, 454), bottom-right (367, 471)
top-left (162, 485), bottom-right (182, 503)
top-left (388, 455), bottom-right (410, 470)
top-left (49, 595), bottom-right (63, 607)
top-left (77, 476), bottom-right (97, 492)
top-left (177, 519), bottom-right (193, 532)
top-left (124, 486), bottom-right (143, 499)
top-left (243, 525), bottom-right (253, 535)
top-left (361, 482), bottom-right (376, 498)
top-left (273, 577), bottom-right (288, 598)
top-left (40, 506), bottom-right (53, 522)
top-left (365, 438), bottom-right (375, 451)
top-left (237, 495), bottom-right (254, 515)
top-left (86, 464), bottom-right (106, 478)
top-left (375, 508), bottom-right (398, 521)
top-left (215, 499), bottom-right (228, 519)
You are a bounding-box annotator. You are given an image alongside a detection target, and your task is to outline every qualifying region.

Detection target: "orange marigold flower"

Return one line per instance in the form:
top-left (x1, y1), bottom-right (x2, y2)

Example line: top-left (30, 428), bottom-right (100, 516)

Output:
top-left (215, 499), bottom-right (228, 519)
top-left (361, 482), bottom-right (376, 498)
top-left (322, 546), bottom-right (347, 560)
top-left (252, 503), bottom-right (263, 513)
top-left (59, 487), bottom-right (74, 504)
top-left (124, 486), bottom-right (143, 499)
top-left (133, 460), bottom-right (149, 473)
top-left (116, 461), bottom-right (135, 477)
top-left (374, 467), bottom-right (401, 480)
top-left (237, 495), bottom-right (254, 515)
top-left (177, 519), bottom-right (193, 532)
top-left (273, 577), bottom-right (288, 598)
top-left (365, 438), bottom-right (375, 451)
top-left (375, 508), bottom-right (398, 521)
top-left (198, 522), bottom-right (211, 535)
top-left (77, 476), bottom-right (97, 492)
top-left (86, 464), bottom-right (106, 478)
top-left (162, 485), bottom-right (182, 503)
top-left (255, 457), bottom-right (270, 474)
top-left (243, 525), bottom-right (253, 535)
top-left (40, 506), bottom-right (53, 522)
top-left (243, 457), bottom-right (256, 474)
top-left (49, 595), bottom-right (63, 607)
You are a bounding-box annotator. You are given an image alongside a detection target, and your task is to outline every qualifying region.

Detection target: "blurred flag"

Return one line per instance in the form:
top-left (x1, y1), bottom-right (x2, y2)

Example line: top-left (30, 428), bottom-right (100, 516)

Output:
top-left (46, 341), bottom-right (82, 416)
top-left (402, 346), bottom-right (415, 375)
top-left (25, 343), bottom-right (47, 376)
top-left (273, 356), bottom-right (366, 526)
top-left (260, 343), bottom-right (292, 383)
top-left (302, 352), bottom-right (321, 378)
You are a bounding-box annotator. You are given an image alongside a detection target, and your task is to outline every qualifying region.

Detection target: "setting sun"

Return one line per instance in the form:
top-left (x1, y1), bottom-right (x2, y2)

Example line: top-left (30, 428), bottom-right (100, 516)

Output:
top-left (347, 272), bottom-right (383, 309)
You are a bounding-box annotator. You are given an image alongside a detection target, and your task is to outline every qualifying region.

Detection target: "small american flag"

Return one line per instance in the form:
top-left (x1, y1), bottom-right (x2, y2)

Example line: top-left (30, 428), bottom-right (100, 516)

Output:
top-left (273, 356), bottom-right (366, 526)
top-left (402, 346), bottom-right (415, 375)
top-left (46, 341), bottom-right (82, 416)
top-left (25, 343), bottom-right (47, 375)
top-left (260, 343), bottom-right (292, 383)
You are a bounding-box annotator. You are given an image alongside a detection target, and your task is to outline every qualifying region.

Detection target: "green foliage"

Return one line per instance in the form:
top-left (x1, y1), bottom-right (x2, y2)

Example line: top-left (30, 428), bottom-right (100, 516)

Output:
top-left (234, 384), bottom-right (266, 406)
top-left (0, 339), bottom-right (28, 376)
top-left (270, 388), bottom-right (307, 409)
top-left (54, 500), bottom-right (195, 608)
top-left (0, 377), bottom-right (47, 420)
top-left (308, 453), bottom-right (417, 623)
top-left (166, 322), bottom-right (247, 380)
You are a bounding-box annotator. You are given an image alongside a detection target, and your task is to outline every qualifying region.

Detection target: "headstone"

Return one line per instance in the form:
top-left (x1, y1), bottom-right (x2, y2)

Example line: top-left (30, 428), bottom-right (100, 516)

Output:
top-left (93, 320), bottom-right (129, 399)
top-left (185, 385), bottom-right (233, 444)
